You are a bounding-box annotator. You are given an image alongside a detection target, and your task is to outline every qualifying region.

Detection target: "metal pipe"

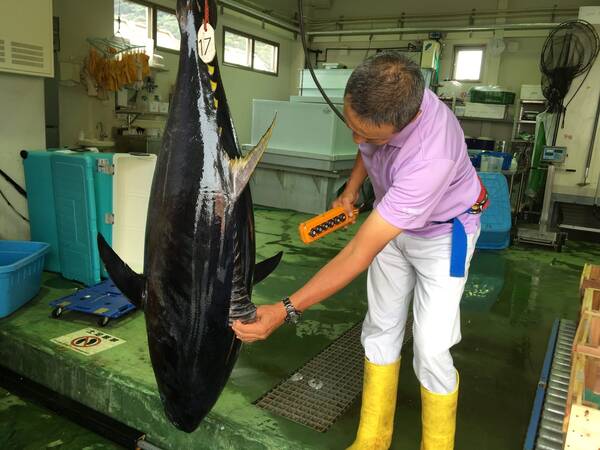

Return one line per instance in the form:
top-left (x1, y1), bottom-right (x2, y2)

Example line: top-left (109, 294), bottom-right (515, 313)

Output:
top-left (217, 0), bottom-right (299, 34)
top-left (540, 165), bottom-right (555, 234)
top-left (306, 22), bottom-right (561, 37)
top-left (579, 90), bottom-right (600, 186)
top-left (306, 7), bottom-right (576, 24)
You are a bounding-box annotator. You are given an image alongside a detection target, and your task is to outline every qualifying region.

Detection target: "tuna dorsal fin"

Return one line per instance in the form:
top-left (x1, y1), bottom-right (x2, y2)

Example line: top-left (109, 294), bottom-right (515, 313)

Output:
top-left (253, 251), bottom-right (283, 285)
top-left (230, 115), bottom-right (276, 198)
top-left (97, 234), bottom-right (146, 309)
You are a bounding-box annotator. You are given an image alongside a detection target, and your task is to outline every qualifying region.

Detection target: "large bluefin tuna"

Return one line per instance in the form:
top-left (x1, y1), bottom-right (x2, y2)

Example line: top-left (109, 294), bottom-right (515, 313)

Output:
top-left (98, 0), bottom-right (281, 432)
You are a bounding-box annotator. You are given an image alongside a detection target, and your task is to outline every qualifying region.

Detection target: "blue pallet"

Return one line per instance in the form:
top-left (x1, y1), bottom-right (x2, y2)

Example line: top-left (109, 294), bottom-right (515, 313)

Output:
top-left (52, 153), bottom-right (101, 286)
top-left (0, 241), bottom-right (49, 318)
top-left (49, 279), bottom-right (136, 326)
top-left (477, 173), bottom-right (512, 250)
top-left (21, 150), bottom-right (62, 272)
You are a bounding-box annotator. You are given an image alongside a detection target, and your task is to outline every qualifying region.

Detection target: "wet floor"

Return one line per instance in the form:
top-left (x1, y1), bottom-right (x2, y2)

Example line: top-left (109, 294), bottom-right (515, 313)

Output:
top-left (1, 207), bottom-right (597, 449)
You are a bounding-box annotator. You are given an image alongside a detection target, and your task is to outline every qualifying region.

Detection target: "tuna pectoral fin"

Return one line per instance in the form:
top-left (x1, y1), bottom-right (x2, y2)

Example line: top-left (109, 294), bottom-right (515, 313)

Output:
top-left (254, 251), bottom-right (283, 285)
top-left (230, 115), bottom-right (276, 199)
top-left (97, 233), bottom-right (146, 309)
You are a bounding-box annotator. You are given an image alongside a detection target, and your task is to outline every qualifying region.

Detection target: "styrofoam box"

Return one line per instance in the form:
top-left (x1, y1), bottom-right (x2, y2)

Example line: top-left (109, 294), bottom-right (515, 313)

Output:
top-left (250, 99), bottom-right (356, 158)
top-left (298, 69), bottom-right (353, 98)
top-left (111, 154), bottom-right (156, 274)
top-left (464, 102), bottom-right (507, 119)
top-left (520, 85), bottom-right (544, 101)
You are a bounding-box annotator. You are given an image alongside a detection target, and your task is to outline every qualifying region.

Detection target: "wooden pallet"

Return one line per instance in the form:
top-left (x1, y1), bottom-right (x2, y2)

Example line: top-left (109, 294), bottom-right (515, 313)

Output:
top-left (580, 263), bottom-right (600, 297)
top-left (564, 287), bottom-right (600, 435)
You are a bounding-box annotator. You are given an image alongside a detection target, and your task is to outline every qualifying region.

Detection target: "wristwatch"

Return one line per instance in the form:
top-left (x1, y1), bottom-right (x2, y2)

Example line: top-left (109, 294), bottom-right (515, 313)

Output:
top-left (282, 297), bottom-right (302, 324)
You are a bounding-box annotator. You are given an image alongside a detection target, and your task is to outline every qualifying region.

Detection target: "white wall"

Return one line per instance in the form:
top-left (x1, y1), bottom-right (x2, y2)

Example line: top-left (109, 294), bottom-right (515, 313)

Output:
top-left (52, 0), bottom-right (302, 147)
top-left (0, 74), bottom-right (46, 240)
top-left (554, 44), bottom-right (600, 199)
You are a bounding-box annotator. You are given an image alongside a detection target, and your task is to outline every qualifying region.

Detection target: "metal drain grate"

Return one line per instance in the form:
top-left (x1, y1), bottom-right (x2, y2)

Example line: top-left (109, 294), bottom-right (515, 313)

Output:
top-left (255, 318), bottom-right (413, 432)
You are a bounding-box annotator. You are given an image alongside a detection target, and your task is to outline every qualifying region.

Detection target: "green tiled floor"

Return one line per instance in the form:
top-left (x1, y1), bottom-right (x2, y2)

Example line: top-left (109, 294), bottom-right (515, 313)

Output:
top-left (1, 207), bottom-right (597, 449)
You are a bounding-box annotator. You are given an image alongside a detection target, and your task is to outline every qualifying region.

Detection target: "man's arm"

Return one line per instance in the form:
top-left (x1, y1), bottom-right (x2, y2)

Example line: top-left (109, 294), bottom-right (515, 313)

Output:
top-left (231, 210), bottom-right (402, 342)
top-left (332, 151), bottom-right (367, 216)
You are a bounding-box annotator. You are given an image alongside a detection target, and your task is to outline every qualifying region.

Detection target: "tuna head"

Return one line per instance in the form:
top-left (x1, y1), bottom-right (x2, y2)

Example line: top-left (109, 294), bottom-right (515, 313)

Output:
top-left (97, 0), bottom-right (279, 434)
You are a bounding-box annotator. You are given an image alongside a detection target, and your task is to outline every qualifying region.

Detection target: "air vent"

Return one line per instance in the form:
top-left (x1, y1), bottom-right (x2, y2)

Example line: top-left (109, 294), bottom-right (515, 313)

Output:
top-left (11, 41), bottom-right (44, 68)
top-left (0, 40), bottom-right (5, 63)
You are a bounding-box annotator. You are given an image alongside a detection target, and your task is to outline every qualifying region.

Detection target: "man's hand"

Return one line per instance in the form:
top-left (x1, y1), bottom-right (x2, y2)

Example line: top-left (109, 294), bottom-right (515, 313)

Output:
top-left (332, 188), bottom-right (359, 218)
top-left (232, 302), bottom-right (287, 343)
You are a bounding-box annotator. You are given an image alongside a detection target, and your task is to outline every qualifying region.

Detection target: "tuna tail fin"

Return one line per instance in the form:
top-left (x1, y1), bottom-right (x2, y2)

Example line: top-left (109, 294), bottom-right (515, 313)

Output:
top-left (229, 115), bottom-right (276, 199)
top-left (254, 251), bottom-right (283, 285)
top-left (97, 234), bottom-right (146, 309)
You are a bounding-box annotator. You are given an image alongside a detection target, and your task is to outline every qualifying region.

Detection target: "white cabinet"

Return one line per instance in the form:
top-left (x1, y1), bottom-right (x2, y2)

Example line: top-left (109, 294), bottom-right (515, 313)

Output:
top-left (0, 0), bottom-right (54, 78)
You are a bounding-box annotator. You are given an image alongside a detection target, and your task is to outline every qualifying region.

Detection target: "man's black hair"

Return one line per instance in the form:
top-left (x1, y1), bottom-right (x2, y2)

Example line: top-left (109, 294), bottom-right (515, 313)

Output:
top-left (344, 51), bottom-right (425, 131)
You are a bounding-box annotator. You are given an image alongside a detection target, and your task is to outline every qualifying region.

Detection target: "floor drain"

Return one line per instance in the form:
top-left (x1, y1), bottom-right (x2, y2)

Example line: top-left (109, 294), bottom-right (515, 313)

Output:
top-left (255, 317), bottom-right (413, 432)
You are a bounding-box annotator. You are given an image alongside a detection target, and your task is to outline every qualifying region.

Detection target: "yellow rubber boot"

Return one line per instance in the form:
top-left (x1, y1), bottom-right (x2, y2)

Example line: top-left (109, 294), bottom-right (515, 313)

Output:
top-left (420, 372), bottom-right (459, 450)
top-left (346, 358), bottom-right (401, 450)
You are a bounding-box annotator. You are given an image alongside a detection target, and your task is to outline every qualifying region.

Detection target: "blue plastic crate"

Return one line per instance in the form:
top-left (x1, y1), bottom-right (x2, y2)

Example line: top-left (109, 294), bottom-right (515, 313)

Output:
top-left (477, 173), bottom-right (512, 250)
top-left (0, 241), bottom-right (50, 318)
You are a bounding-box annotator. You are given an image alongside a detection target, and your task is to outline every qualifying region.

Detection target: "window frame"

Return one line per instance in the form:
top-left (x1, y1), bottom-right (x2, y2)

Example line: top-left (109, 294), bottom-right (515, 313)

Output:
top-left (115, 0), bottom-right (180, 54)
top-left (452, 45), bottom-right (485, 83)
top-left (222, 26), bottom-right (279, 77)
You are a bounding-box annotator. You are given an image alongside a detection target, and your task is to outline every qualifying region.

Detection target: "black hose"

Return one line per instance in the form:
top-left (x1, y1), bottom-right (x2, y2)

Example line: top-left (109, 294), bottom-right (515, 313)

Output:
top-left (0, 168), bottom-right (27, 198)
top-left (0, 188), bottom-right (29, 222)
top-left (297, 0), bottom-right (346, 124)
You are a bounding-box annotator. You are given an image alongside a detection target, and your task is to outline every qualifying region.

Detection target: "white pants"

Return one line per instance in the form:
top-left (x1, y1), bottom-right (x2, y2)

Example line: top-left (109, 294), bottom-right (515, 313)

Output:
top-left (361, 229), bottom-right (479, 394)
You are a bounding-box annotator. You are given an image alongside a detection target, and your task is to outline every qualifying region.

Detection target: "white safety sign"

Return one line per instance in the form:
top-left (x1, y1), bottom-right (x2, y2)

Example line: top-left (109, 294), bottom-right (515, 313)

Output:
top-left (51, 328), bottom-right (126, 356)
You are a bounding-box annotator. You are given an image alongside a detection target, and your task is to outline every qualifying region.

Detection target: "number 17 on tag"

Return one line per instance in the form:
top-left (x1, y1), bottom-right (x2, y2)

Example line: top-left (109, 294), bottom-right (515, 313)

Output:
top-left (198, 23), bottom-right (216, 63)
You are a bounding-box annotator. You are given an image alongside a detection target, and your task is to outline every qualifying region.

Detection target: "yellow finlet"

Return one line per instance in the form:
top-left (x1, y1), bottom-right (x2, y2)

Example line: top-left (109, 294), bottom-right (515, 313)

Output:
top-left (214, 98), bottom-right (219, 108)
top-left (207, 64), bottom-right (215, 75)
top-left (210, 80), bottom-right (217, 92)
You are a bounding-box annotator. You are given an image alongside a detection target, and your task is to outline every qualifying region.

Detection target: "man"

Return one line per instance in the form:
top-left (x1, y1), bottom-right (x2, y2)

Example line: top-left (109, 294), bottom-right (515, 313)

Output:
top-left (232, 51), bottom-right (486, 450)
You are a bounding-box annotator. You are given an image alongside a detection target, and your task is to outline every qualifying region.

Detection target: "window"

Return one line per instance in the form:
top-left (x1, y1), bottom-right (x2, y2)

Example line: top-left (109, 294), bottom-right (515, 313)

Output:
top-left (115, 0), bottom-right (150, 47)
top-left (156, 9), bottom-right (180, 51)
top-left (453, 46), bottom-right (484, 82)
top-left (223, 28), bottom-right (279, 75)
top-left (114, 1), bottom-right (181, 52)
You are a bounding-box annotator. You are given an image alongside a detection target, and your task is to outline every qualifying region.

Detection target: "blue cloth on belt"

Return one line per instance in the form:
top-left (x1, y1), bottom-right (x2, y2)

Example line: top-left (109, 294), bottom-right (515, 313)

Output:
top-left (449, 217), bottom-right (467, 278)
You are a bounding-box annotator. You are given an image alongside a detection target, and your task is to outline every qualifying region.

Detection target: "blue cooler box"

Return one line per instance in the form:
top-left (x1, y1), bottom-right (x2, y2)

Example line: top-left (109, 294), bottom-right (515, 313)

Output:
top-left (477, 173), bottom-right (512, 250)
top-left (21, 150), bottom-right (61, 272)
top-left (22, 150), bottom-right (156, 286)
top-left (0, 241), bottom-right (49, 318)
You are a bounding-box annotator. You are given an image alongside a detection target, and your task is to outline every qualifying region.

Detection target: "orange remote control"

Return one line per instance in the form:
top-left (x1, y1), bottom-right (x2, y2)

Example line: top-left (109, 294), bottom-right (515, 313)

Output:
top-left (298, 206), bottom-right (360, 244)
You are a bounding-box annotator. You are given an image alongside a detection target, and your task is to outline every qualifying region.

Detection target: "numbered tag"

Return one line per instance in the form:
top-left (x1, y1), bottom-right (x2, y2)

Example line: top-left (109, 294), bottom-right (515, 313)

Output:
top-left (197, 23), bottom-right (216, 63)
